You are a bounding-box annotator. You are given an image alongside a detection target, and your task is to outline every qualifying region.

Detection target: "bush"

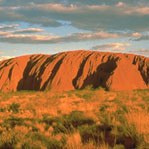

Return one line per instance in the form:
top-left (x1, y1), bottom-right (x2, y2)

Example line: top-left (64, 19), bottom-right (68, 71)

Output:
top-left (79, 124), bottom-right (102, 144)
top-left (79, 124), bottom-right (114, 146)
top-left (42, 116), bottom-right (61, 126)
top-left (0, 142), bottom-right (15, 149)
top-left (47, 139), bottom-right (64, 149)
top-left (66, 111), bottom-right (95, 128)
top-left (42, 111), bottom-right (95, 134)
top-left (0, 108), bottom-right (6, 112)
top-left (0, 131), bottom-right (19, 149)
top-left (52, 123), bottom-right (70, 134)
top-left (9, 103), bottom-right (20, 114)
top-left (29, 133), bottom-right (66, 149)
top-left (4, 117), bottom-right (24, 128)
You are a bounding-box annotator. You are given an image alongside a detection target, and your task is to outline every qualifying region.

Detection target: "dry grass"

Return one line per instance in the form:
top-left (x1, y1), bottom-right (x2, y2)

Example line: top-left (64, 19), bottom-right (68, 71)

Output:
top-left (0, 88), bottom-right (148, 148)
top-left (125, 109), bottom-right (149, 144)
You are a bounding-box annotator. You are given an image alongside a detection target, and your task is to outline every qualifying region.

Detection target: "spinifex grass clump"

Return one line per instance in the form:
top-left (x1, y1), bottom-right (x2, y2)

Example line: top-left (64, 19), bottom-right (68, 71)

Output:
top-left (22, 133), bottom-right (66, 149)
top-left (9, 102), bottom-right (20, 114)
top-left (42, 111), bottom-right (95, 134)
top-left (4, 117), bottom-right (25, 128)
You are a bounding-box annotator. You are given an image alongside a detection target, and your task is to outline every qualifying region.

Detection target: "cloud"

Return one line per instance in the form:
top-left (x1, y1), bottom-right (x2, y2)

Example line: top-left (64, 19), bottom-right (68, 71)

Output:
top-left (64, 31), bottom-right (118, 41)
top-left (13, 28), bottom-right (44, 34)
top-left (132, 32), bottom-right (142, 37)
top-left (36, 3), bottom-right (78, 12)
top-left (128, 32), bottom-right (149, 41)
top-left (0, 31), bottom-right (9, 36)
top-left (92, 43), bottom-right (131, 51)
top-left (0, 30), bottom-right (122, 44)
top-left (124, 7), bottom-right (149, 15)
top-left (132, 34), bottom-right (149, 41)
top-left (0, 24), bottom-right (18, 30)
top-left (0, 6), bottom-right (61, 27)
top-left (0, 50), bottom-right (4, 54)
top-left (0, 0), bottom-right (147, 7)
top-left (129, 48), bottom-right (149, 57)
top-left (0, 2), bottom-right (148, 32)
top-left (0, 56), bottom-right (13, 61)
top-left (0, 34), bottom-right (59, 44)
top-left (116, 2), bottom-right (125, 7)
top-left (0, 25), bottom-right (143, 44)
top-left (16, 3), bottom-right (149, 31)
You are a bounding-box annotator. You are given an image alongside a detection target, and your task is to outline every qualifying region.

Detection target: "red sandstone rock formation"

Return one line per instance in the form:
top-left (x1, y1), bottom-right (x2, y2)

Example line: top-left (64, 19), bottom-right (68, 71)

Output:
top-left (0, 50), bottom-right (148, 92)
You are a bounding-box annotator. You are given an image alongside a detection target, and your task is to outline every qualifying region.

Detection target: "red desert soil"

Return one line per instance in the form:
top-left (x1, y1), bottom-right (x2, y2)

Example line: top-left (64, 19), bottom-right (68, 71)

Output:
top-left (0, 50), bottom-right (148, 92)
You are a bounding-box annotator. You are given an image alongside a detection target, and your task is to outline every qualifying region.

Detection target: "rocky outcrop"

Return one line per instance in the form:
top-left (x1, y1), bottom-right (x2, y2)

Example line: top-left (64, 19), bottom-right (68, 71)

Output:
top-left (0, 50), bottom-right (148, 92)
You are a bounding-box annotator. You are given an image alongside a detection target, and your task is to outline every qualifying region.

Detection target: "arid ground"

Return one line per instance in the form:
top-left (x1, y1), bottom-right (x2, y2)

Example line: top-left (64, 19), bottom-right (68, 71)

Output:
top-left (0, 88), bottom-right (148, 149)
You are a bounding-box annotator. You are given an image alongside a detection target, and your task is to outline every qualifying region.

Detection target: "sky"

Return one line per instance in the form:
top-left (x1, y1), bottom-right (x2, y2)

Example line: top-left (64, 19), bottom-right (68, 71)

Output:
top-left (0, 0), bottom-right (149, 60)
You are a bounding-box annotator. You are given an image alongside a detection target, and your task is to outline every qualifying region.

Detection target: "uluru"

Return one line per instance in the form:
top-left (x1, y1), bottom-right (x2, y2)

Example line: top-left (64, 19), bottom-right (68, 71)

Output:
top-left (0, 50), bottom-right (148, 92)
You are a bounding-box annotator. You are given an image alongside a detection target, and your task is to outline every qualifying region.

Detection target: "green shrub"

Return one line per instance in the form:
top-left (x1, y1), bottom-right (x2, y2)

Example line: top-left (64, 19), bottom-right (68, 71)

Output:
top-left (99, 104), bottom-right (110, 112)
top-left (30, 133), bottom-right (66, 149)
top-left (22, 143), bottom-right (41, 149)
top-left (0, 108), bottom-right (6, 112)
top-left (0, 142), bottom-right (15, 149)
top-left (9, 103), bottom-right (20, 114)
top-left (66, 111), bottom-right (95, 128)
top-left (75, 92), bottom-right (94, 101)
top-left (47, 139), bottom-right (64, 149)
top-left (52, 123), bottom-right (71, 134)
top-left (116, 123), bottom-right (144, 148)
top-left (53, 111), bottom-right (95, 134)
top-left (42, 111), bottom-right (95, 134)
top-left (113, 144), bottom-right (125, 149)
top-left (4, 117), bottom-right (24, 128)
top-left (0, 133), bottom-right (18, 149)
top-left (42, 116), bottom-right (61, 126)
top-left (79, 124), bottom-right (102, 144)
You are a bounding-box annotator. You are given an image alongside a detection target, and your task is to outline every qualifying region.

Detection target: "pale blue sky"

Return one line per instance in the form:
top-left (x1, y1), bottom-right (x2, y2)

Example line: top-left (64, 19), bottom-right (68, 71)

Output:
top-left (0, 0), bottom-right (149, 60)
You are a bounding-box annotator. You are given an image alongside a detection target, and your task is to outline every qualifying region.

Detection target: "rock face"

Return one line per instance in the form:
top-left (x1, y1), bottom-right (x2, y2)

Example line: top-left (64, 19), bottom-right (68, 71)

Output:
top-left (0, 50), bottom-right (148, 92)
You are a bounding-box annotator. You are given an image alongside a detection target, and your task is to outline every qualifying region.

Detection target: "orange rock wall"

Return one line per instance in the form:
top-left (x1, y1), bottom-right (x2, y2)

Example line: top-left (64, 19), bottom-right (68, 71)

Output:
top-left (0, 50), bottom-right (148, 92)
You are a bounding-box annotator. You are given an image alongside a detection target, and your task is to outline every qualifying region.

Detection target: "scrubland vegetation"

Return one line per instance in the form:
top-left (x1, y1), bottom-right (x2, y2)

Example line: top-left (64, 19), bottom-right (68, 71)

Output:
top-left (0, 87), bottom-right (148, 149)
